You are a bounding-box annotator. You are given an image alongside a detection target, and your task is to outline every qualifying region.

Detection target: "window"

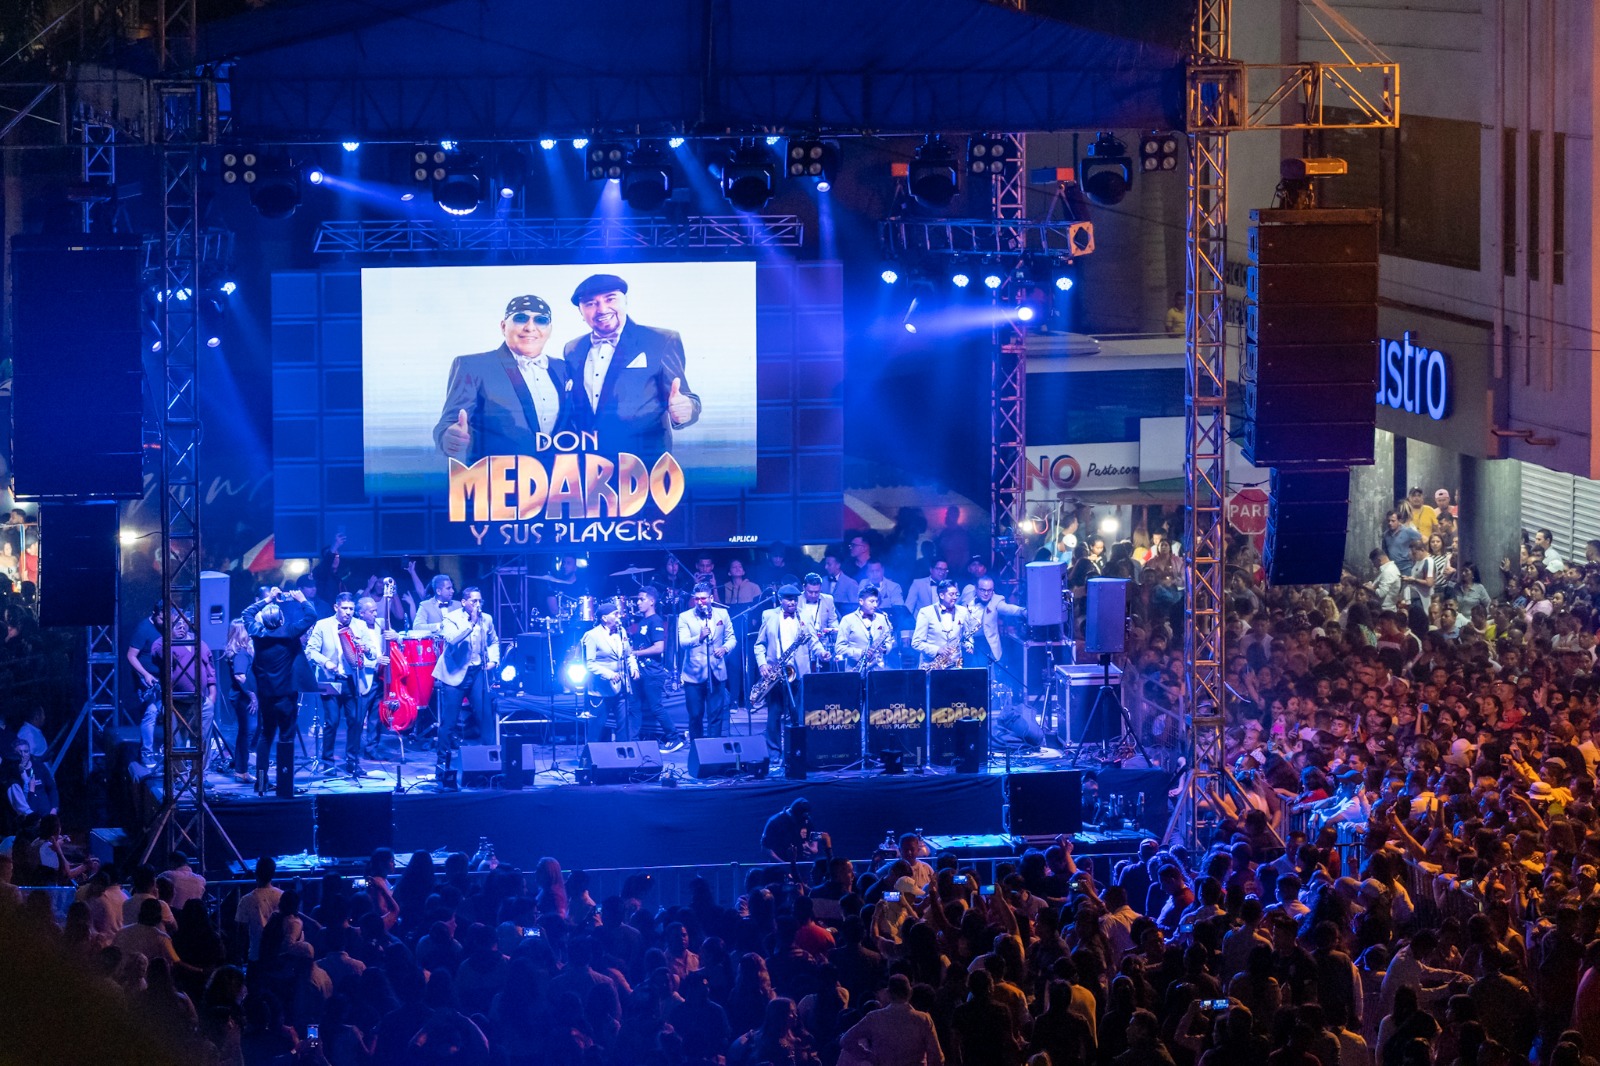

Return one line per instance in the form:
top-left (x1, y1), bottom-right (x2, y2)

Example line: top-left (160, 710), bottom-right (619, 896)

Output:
top-left (1503, 128), bottom-right (1517, 278)
top-left (1319, 111), bottom-right (1481, 270)
top-left (1528, 130), bottom-right (1541, 281)
top-left (1554, 132), bottom-right (1566, 284)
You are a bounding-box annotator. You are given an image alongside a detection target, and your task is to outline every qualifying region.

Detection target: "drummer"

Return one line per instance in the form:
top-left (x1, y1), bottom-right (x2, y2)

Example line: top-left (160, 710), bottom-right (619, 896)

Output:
top-left (413, 573), bottom-right (457, 636)
top-left (540, 555), bottom-right (584, 618)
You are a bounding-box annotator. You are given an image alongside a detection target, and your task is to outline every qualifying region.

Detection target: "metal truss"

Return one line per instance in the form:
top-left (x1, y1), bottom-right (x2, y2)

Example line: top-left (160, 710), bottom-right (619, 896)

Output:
top-left (157, 0), bottom-right (196, 74)
top-left (1185, 60), bottom-right (1399, 132)
top-left (140, 229), bottom-right (234, 275)
top-left (990, 136), bottom-right (1028, 592)
top-left (881, 218), bottom-right (1094, 261)
top-left (48, 622), bottom-right (123, 778)
top-left (140, 79), bottom-right (238, 872)
top-left (79, 119), bottom-right (117, 230)
top-left (1179, 0), bottom-right (1232, 850)
top-left (313, 216), bottom-right (805, 255)
top-left (490, 560), bottom-right (531, 648)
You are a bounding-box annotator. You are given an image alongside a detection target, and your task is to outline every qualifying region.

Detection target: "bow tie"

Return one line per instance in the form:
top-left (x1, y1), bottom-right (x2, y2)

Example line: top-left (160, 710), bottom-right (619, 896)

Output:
top-left (516, 354), bottom-right (549, 371)
top-left (590, 335), bottom-right (618, 349)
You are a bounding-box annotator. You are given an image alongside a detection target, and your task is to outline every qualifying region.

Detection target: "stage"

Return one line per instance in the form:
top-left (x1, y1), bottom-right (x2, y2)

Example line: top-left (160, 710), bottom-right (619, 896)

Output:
top-left (182, 718), bottom-right (1172, 872)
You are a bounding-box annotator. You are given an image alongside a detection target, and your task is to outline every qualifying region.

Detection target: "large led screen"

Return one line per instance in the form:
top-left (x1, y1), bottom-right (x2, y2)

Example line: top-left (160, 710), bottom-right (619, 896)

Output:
top-left (270, 261), bottom-right (844, 558)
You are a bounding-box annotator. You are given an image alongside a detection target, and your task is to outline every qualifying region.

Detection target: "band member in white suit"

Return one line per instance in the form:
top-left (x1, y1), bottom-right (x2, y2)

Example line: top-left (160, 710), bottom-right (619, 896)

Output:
top-left (961, 576), bottom-right (1029, 665)
top-left (910, 579), bottom-right (979, 668)
top-left (305, 593), bottom-right (380, 777)
top-left (754, 585), bottom-right (827, 748)
top-left (431, 587), bottom-right (499, 785)
top-left (835, 584), bottom-right (897, 670)
top-left (796, 573), bottom-right (838, 667)
top-left (582, 598), bottom-right (637, 742)
top-left (677, 584), bottom-right (737, 740)
top-left (355, 594), bottom-right (396, 758)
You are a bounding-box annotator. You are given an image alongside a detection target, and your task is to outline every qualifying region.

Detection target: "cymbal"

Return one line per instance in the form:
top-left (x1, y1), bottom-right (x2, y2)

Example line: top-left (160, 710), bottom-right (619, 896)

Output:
top-left (610, 565), bottom-right (656, 577)
top-left (527, 574), bottom-right (565, 582)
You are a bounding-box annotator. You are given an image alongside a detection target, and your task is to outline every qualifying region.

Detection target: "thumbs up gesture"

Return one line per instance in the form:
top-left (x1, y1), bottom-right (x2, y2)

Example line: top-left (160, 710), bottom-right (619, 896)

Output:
top-left (666, 377), bottom-right (695, 426)
top-left (441, 408), bottom-right (471, 458)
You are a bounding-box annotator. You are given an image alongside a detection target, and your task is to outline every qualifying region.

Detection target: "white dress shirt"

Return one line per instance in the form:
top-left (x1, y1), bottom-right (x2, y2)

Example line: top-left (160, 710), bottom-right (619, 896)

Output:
top-left (514, 354), bottom-right (561, 435)
top-left (584, 335), bottom-right (618, 409)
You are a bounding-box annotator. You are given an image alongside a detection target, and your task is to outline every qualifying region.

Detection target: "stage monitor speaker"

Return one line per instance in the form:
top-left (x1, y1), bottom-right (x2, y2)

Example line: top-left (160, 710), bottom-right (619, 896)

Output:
top-left (687, 736), bottom-right (770, 779)
top-left (952, 716), bottom-right (984, 774)
top-left (316, 792), bottom-right (393, 858)
top-left (458, 744), bottom-right (502, 787)
top-left (38, 501), bottom-right (118, 627)
top-left (1024, 561), bottom-right (1066, 626)
top-left (1005, 769), bottom-right (1084, 836)
top-left (579, 740), bottom-right (663, 784)
top-left (199, 571), bottom-right (231, 651)
top-left (1058, 664), bottom-right (1125, 744)
top-left (11, 239), bottom-right (143, 499)
top-left (785, 726), bottom-right (808, 780)
top-left (1084, 578), bottom-right (1128, 655)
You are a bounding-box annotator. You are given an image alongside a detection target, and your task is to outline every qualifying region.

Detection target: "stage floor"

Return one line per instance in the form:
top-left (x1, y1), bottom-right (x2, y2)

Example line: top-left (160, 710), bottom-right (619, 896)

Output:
top-left (188, 695), bottom-right (1170, 872)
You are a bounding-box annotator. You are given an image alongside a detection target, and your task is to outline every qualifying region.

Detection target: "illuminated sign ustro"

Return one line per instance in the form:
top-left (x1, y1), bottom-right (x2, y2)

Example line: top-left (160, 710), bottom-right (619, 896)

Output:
top-left (1376, 331), bottom-right (1452, 421)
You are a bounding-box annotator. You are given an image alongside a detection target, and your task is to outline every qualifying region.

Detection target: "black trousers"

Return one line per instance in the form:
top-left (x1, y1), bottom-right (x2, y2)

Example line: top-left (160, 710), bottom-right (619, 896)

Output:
top-left (634, 668), bottom-right (675, 741)
top-left (231, 689), bottom-right (257, 775)
top-left (436, 666), bottom-right (487, 767)
top-left (764, 676), bottom-right (800, 748)
top-left (256, 691), bottom-right (299, 797)
top-left (319, 679), bottom-right (362, 767)
top-left (682, 679), bottom-right (727, 739)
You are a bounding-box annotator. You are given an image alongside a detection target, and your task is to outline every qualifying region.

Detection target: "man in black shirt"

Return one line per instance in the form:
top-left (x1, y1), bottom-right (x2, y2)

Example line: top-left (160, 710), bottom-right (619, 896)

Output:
top-left (760, 797), bottom-right (831, 871)
top-left (243, 588), bottom-right (318, 797)
top-left (127, 602), bottom-right (166, 766)
top-left (631, 587), bottom-right (684, 752)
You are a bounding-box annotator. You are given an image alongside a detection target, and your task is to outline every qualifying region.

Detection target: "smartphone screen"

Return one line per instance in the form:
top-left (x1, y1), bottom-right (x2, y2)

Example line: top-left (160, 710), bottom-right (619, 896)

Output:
top-left (954, 875), bottom-right (970, 885)
top-left (883, 891), bottom-right (901, 902)
top-left (307, 1025), bottom-right (320, 1041)
top-left (1204, 999), bottom-right (1229, 1011)
top-left (980, 884), bottom-right (996, 897)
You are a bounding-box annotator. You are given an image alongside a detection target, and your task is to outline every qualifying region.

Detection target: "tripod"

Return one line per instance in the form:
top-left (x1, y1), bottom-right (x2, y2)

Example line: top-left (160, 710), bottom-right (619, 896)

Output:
top-left (1066, 653), bottom-right (1153, 768)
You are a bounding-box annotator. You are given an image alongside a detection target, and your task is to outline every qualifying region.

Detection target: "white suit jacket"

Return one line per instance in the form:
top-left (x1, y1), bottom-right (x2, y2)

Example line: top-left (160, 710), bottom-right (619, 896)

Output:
top-left (431, 609), bottom-right (500, 686)
top-left (304, 617), bottom-right (380, 691)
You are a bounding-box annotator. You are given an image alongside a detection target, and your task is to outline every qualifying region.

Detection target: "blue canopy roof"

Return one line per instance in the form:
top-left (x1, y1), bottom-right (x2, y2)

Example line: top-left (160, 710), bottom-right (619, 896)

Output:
top-left (201, 0), bottom-right (1187, 141)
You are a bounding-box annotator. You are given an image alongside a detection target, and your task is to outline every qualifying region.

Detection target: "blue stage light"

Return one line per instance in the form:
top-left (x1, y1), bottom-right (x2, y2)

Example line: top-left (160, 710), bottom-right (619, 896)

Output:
top-left (1055, 275), bottom-right (1074, 292)
top-left (219, 280), bottom-right (237, 296)
top-left (539, 138), bottom-right (557, 150)
top-left (1017, 306), bottom-right (1036, 322)
top-left (880, 268), bottom-right (899, 285)
top-left (571, 138), bottom-right (589, 150)
top-left (341, 141), bottom-right (360, 152)
top-left (668, 136), bottom-right (686, 149)
top-left (951, 272), bottom-right (971, 288)
top-left (306, 166), bottom-right (326, 185)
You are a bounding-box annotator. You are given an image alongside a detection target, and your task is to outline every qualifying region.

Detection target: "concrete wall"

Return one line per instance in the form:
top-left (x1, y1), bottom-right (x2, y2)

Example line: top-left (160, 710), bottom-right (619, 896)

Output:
top-left (1461, 458), bottom-right (1522, 598)
top-left (1346, 430), bottom-right (1397, 575)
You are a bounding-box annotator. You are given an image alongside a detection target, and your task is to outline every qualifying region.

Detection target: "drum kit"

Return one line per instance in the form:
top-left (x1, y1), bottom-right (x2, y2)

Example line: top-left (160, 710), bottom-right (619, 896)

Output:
top-left (508, 563), bottom-right (684, 694)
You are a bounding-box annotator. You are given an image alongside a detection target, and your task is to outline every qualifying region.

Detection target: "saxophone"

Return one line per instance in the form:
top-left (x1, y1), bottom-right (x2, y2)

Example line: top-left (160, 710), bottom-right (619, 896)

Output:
top-left (928, 609), bottom-right (978, 670)
top-left (858, 619), bottom-right (894, 675)
top-left (750, 619), bottom-right (812, 702)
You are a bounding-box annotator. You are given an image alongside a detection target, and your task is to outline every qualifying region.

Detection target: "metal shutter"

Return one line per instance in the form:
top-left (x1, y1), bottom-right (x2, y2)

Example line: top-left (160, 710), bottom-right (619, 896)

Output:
top-left (1520, 461), bottom-right (1575, 556)
top-left (1573, 477), bottom-right (1600, 559)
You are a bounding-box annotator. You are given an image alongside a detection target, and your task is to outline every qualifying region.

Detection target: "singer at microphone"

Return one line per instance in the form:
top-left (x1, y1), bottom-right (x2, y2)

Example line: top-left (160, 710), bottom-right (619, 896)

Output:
top-left (677, 583), bottom-right (736, 739)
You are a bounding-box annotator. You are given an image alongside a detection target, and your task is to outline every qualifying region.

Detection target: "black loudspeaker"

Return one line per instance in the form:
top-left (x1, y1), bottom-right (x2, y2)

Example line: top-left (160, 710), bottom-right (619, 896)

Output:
top-left (1264, 468), bottom-right (1351, 586)
top-left (1005, 769), bottom-right (1084, 836)
top-left (11, 240), bottom-right (144, 498)
top-left (785, 726), bottom-right (808, 780)
top-left (929, 668), bottom-right (988, 766)
top-left (1024, 561), bottom-right (1066, 626)
top-left (687, 736), bottom-right (770, 779)
top-left (579, 740), bottom-right (663, 784)
top-left (198, 571), bottom-right (231, 650)
top-left (1242, 207), bottom-right (1380, 468)
top-left (1058, 664), bottom-right (1124, 743)
top-left (458, 744), bottom-right (502, 787)
top-left (801, 673), bottom-right (863, 770)
top-left (316, 792), bottom-right (393, 858)
top-left (501, 739), bottom-right (525, 790)
top-left (1084, 578), bottom-right (1128, 655)
top-left (39, 502), bottom-right (118, 626)
top-left (952, 717), bottom-right (984, 774)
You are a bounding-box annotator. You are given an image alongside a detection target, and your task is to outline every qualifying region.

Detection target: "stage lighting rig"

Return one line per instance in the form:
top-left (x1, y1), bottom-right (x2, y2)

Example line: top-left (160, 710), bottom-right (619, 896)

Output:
top-left (430, 150), bottom-right (485, 215)
top-left (908, 135), bottom-right (960, 208)
top-left (966, 133), bottom-right (1015, 177)
top-left (1140, 132), bottom-right (1181, 172)
top-left (240, 154), bottom-right (302, 219)
top-left (786, 136), bottom-right (839, 187)
top-left (622, 142), bottom-right (674, 211)
top-left (1081, 132), bottom-right (1133, 206)
top-left (586, 141), bottom-right (628, 181)
top-left (721, 141), bottom-right (776, 211)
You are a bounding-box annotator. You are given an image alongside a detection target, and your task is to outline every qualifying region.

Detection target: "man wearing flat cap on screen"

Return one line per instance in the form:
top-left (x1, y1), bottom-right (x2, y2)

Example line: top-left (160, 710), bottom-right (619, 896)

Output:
top-left (564, 273), bottom-right (701, 461)
top-left (434, 294), bottom-right (575, 462)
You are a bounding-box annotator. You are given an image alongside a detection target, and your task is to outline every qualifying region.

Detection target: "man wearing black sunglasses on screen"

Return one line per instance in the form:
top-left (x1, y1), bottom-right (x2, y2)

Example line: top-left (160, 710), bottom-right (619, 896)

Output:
top-left (434, 294), bottom-right (575, 462)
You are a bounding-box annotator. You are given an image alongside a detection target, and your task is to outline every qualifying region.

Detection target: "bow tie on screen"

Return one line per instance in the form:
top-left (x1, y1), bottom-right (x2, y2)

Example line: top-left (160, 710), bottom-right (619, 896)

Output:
top-left (516, 354), bottom-right (549, 371)
top-left (590, 335), bottom-right (617, 350)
